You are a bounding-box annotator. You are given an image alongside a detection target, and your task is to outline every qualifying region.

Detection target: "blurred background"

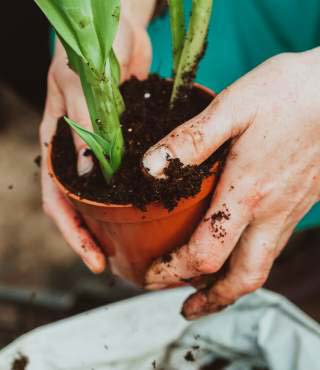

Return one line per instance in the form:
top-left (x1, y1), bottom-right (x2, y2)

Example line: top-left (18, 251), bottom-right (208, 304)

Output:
top-left (0, 1), bottom-right (319, 350)
top-left (0, 2), bottom-right (141, 349)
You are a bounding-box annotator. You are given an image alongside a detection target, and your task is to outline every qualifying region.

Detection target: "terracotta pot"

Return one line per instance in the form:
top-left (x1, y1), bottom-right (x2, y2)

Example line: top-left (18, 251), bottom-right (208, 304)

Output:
top-left (48, 84), bottom-right (219, 286)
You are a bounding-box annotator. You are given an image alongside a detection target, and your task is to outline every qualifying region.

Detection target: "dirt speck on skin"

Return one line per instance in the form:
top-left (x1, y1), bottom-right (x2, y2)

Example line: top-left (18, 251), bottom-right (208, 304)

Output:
top-left (161, 253), bottom-right (173, 264)
top-left (210, 204), bottom-right (231, 240)
top-left (229, 151), bottom-right (238, 160)
top-left (11, 354), bottom-right (29, 370)
top-left (83, 148), bottom-right (92, 157)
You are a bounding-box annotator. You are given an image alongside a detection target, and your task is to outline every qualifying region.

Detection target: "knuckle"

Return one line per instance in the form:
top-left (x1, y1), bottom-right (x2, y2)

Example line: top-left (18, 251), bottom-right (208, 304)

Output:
top-left (180, 126), bottom-right (205, 156)
top-left (267, 52), bottom-right (306, 82)
top-left (241, 274), bottom-right (267, 294)
top-left (210, 287), bottom-right (235, 306)
top-left (188, 245), bottom-right (223, 274)
top-left (237, 179), bottom-right (267, 211)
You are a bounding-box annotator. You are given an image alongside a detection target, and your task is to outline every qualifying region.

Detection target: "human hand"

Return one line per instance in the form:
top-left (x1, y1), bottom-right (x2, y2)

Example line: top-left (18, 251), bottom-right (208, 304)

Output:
top-left (144, 49), bottom-right (320, 319)
top-left (41, 6), bottom-right (153, 273)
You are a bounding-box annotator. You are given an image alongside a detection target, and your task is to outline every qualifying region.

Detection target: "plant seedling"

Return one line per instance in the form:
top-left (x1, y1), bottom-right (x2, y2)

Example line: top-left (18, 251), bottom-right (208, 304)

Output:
top-left (169, 0), bottom-right (213, 103)
top-left (36, 0), bottom-right (213, 183)
top-left (35, 0), bottom-right (125, 183)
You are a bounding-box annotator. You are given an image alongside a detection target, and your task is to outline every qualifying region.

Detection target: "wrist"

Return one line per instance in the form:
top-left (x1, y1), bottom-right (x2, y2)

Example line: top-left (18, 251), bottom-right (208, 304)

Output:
top-left (120, 0), bottom-right (156, 29)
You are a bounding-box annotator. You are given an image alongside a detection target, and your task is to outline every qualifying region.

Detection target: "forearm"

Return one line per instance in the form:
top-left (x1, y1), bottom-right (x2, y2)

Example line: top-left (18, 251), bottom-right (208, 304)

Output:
top-left (121, 0), bottom-right (157, 28)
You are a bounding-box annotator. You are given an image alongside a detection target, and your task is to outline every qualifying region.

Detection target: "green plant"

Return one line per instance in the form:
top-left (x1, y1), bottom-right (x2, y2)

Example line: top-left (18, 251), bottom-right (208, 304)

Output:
top-left (36, 0), bottom-right (213, 183)
top-left (169, 0), bottom-right (213, 103)
top-left (35, 0), bottom-right (124, 182)
top-left (168, 0), bottom-right (185, 75)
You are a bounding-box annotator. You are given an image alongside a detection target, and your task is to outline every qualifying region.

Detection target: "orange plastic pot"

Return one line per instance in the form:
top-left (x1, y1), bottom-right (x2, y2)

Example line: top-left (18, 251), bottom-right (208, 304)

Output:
top-left (48, 85), bottom-right (219, 286)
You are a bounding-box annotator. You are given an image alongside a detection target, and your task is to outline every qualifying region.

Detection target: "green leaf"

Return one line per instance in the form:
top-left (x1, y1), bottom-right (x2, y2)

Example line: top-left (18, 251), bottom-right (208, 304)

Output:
top-left (109, 51), bottom-right (125, 115)
top-left (168, 0), bottom-right (186, 74)
top-left (35, 0), bottom-right (125, 181)
top-left (110, 48), bottom-right (121, 85)
top-left (35, 0), bottom-right (120, 74)
top-left (171, 0), bottom-right (213, 104)
top-left (64, 117), bottom-right (114, 182)
top-left (110, 126), bottom-right (125, 171)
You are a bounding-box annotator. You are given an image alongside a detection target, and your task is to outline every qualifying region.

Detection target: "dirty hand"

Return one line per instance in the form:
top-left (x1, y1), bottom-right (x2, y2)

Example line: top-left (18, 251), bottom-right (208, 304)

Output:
top-left (144, 48), bottom-right (320, 319)
top-left (41, 3), bottom-right (153, 273)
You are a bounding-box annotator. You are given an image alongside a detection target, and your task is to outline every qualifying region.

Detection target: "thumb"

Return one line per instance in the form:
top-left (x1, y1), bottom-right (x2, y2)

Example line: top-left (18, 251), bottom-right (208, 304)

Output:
top-left (142, 88), bottom-right (251, 178)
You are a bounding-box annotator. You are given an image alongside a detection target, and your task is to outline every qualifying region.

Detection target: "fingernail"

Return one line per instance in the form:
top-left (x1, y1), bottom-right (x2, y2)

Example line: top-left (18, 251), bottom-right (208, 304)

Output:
top-left (143, 145), bottom-right (173, 178)
top-left (78, 148), bottom-right (94, 176)
top-left (82, 254), bottom-right (106, 274)
top-left (182, 306), bottom-right (206, 321)
top-left (182, 292), bottom-right (208, 320)
top-left (82, 256), bottom-right (96, 273)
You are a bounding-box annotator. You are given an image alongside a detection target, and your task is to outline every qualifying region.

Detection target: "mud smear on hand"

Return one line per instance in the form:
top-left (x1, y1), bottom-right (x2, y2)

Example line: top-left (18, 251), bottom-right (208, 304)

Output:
top-left (208, 204), bottom-right (231, 242)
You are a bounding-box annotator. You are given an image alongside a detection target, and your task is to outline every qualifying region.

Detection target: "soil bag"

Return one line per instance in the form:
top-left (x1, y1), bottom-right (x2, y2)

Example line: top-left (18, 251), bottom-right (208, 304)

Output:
top-left (0, 288), bottom-right (319, 370)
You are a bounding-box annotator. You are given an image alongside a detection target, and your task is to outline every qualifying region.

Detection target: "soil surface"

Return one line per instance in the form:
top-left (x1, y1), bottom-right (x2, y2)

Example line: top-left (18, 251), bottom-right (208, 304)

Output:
top-left (52, 75), bottom-right (228, 210)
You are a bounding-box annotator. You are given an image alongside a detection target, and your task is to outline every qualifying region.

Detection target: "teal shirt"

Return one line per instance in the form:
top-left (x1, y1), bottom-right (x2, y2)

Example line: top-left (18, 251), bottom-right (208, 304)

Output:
top-left (148, 0), bottom-right (320, 231)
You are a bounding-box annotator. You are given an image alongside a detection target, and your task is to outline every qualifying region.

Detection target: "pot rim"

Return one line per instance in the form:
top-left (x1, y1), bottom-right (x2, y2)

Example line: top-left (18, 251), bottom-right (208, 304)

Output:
top-left (48, 82), bottom-right (216, 210)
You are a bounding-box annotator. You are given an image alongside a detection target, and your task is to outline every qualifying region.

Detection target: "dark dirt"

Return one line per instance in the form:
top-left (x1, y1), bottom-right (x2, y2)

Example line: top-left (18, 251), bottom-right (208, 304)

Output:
top-left (199, 358), bottom-right (269, 370)
top-left (161, 253), bottom-right (173, 264)
top-left (153, 0), bottom-right (167, 18)
top-left (52, 75), bottom-right (228, 210)
top-left (11, 354), bottom-right (29, 370)
top-left (204, 203), bottom-right (231, 242)
top-left (33, 154), bottom-right (41, 168)
top-left (184, 350), bottom-right (196, 362)
top-left (199, 358), bottom-right (230, 370)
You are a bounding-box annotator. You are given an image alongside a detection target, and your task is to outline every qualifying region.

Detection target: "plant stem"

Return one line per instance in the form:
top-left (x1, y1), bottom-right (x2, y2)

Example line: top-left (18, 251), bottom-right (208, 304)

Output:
top-left (80, 58), bottom-right (125, 173)
top-left (168, 0), bottom-right (185, 75)
top-left (170, 0), bottom-right (213, 104)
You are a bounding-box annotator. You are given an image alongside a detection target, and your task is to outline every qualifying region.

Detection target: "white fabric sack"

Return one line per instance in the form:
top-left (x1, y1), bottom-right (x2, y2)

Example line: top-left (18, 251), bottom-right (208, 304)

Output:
top-left (0, 288), bottom-right (319, 370)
